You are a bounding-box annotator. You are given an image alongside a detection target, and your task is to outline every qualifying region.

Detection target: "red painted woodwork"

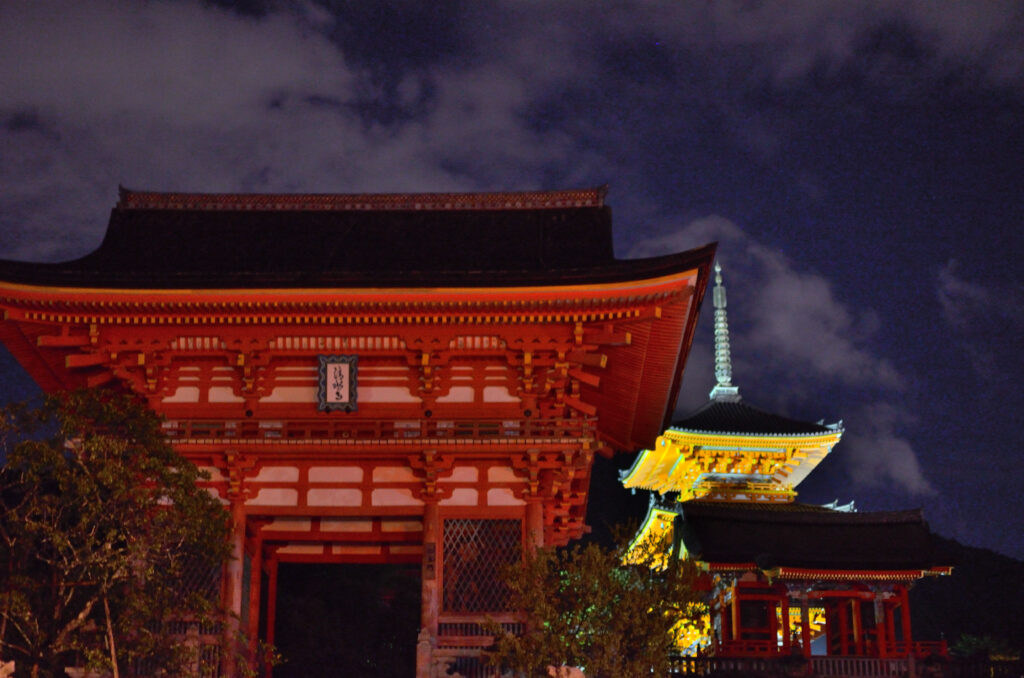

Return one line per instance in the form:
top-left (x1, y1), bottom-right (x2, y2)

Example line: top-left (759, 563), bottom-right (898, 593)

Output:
top-left (0, 189), bottom-right (717, 677)
top-left (708, 578), bottom-right (947, 661)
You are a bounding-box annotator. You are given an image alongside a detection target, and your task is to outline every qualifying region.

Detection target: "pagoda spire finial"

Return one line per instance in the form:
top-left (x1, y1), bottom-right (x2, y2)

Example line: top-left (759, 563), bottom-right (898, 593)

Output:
top-left (709, 262), bottom-right (741, 402)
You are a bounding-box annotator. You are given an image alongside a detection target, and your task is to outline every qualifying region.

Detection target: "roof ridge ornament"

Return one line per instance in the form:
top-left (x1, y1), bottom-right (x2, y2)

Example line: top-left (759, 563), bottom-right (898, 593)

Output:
top-left (709, 261), bottom-right (741, 402)
top-left (115, 186), bottom-right (608, 212)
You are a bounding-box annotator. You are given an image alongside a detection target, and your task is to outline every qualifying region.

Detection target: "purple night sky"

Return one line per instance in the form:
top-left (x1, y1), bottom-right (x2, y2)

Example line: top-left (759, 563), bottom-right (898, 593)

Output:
top-left (1, 1), bottom-right (1021, 559)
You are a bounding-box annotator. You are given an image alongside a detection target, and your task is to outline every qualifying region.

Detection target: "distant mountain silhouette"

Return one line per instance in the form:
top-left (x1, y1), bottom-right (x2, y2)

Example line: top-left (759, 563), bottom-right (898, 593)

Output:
top-left (911, 536), bottom-right (1024, 653)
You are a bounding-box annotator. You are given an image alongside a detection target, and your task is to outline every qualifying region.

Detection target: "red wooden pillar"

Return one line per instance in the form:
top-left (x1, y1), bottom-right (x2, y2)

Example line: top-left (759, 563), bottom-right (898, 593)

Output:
top-left (768, 596), bottom-right (779, 655)
top-left (874, 596), bottom-right (886, 658)
top-left (884, 599), bottom-right (897, 654)
top-left (225, 499), bottom-right (247, 617)
top-left (718, 591), bottom-right (729, 650)
top-left (730, 586), bottom-right (741, 642)
top-left (898, 585), bottom-right (913, 651)
top-left (838, 600), bottom-right (849, 655)
top-left (779, 593), bottom-right (791, 655)
top-left (247, 535), bottom-right (263, 657)
top-left (821, 599), bottom-right (831, 656)
top-left (265, 556), bottom-right (279, 647)
top-left (525, 498), bottom-right (544, 552)
top-left (851, 598), bottom-right (863, 655)
top-left (222, 498), bottom-right (247, 678)
top-left (417, 500), bottom-right (440, 678)
top-left (800, 597), bottom-right (811, 658)
top-left (264, 556), bottom-right (279, 678)
top-left (421, 500), bottom-right (440, 636)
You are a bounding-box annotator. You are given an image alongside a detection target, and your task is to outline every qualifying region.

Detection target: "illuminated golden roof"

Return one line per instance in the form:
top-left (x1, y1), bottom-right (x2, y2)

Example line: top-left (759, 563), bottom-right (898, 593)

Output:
top-left (620, 425), bottom-right (841, 500)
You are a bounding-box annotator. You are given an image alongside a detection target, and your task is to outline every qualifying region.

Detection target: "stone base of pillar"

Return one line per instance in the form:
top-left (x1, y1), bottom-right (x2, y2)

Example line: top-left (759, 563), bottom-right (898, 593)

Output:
top-left (416, 627), bottom-right (434, 678)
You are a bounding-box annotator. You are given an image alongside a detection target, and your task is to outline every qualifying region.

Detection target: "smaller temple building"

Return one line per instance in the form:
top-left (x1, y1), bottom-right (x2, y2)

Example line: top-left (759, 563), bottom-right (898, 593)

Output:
top-left (623, 264), bottom-right (951, 667)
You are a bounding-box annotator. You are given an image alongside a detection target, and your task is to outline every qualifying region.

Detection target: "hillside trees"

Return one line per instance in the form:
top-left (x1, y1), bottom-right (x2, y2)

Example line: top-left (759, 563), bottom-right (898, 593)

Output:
top-left (0, 391), bottom-right (231, 678)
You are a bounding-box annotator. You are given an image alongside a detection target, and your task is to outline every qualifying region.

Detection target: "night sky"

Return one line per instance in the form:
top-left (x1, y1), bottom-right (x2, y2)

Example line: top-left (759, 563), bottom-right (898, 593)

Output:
top-left (1, 2), bottom-right (1022, 560)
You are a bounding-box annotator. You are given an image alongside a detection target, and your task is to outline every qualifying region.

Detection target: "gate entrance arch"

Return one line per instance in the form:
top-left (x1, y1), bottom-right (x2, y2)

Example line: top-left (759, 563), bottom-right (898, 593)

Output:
top-left (0, 187), bottom-right (715, 676)
top-left (272, 562), bottom-right (420, 678)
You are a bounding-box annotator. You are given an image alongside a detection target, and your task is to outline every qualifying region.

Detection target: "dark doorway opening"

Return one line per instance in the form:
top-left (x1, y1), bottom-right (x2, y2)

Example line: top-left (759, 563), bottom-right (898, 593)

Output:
top-left (274, 563), bottom-right (421, 678)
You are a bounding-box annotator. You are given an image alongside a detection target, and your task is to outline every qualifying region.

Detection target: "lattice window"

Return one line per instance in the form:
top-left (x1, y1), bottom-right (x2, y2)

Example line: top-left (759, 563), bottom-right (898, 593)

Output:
top-left (448, 655), bottom-right (494, 678)
top-left (180, 559), bottom-right (221, 602)
top-left (438, 621), bottom-right (524, 638)
top-left (130, 557), bottom-right (223, 677)
top-left (443, 518), bottom-right (521, 613)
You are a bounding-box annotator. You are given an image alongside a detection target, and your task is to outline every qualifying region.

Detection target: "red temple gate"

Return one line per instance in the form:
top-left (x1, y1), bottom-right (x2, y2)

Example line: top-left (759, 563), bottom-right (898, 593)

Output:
top-left (0, 187), bottom-right (715, 676)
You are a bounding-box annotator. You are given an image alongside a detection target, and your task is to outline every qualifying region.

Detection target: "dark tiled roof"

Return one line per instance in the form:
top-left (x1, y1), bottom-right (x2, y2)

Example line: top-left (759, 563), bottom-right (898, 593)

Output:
top-left (0, 188), bottom-right (715, 290)
top-left (671, 400), bottom-right (832, 436)
top-left (677, 500), bottom-right (947, 571)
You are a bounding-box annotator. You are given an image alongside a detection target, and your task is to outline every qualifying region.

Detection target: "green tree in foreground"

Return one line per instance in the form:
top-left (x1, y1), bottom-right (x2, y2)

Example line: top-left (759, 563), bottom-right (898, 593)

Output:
top-left (0, 391), bottom-right (231, 678)
top-left (487, 531), bottom-right (707, 678)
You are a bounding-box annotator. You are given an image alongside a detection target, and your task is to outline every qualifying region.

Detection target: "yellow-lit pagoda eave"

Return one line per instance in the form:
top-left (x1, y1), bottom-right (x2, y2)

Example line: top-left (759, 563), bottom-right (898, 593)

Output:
top-left (625, 505), bottom-right (679, 566)
top-left (621, 427), bottom-right (842, 496)
top-left (660, 427), bottom-right (843, 448)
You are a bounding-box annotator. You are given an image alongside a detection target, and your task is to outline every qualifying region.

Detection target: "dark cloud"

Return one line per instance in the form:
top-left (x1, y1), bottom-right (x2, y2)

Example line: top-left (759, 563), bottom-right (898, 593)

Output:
top-left (0, 0), bottom-right (1021, 556)
top-left (938, 260), bottom-right (1024, 384)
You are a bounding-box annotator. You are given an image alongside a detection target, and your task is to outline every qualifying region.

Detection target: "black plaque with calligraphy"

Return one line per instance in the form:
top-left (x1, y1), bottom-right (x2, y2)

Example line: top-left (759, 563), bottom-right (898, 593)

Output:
top-left (317, 355), bottom-right (358, 412)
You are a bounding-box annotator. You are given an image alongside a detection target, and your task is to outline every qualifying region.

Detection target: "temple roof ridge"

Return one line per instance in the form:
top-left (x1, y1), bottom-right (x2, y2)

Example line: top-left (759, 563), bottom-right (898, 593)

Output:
top-left (670, 398), bottom-right (837, 437)
top-left (117, 185), bottom-right (608, 212)
top-left (820, 499), bottom-right (857, 512)
top-left (678, 499), bottom-right (924, 521)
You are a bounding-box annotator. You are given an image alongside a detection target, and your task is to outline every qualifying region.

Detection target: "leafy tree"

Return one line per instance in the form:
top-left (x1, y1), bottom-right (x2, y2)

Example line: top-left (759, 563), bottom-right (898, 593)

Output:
top-left (486, 531), bottom-right (706, 678)
top-left (0, 391), bottom-right (232, 678)
top-left (951, 634), bottom-right (1021, 661)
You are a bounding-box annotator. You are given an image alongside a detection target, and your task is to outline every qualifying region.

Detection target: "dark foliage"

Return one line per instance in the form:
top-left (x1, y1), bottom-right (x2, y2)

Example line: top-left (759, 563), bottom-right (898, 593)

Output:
top-left (0, 391), bottom-right (232, 678)
top-left (487, 532), bottom-right (706, 678)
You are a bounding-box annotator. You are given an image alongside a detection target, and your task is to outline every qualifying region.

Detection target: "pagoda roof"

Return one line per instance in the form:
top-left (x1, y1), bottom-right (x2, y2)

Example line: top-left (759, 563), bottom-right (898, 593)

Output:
top-left (671, 399), bottom-right (833, 437)
top-left (676, 500), bottom-right (948, 573)
top-left (0, 187), bottom-right (711, 290)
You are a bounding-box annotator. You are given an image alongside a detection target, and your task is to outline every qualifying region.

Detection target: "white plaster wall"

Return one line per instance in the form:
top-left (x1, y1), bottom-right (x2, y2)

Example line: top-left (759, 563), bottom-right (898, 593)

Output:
top-left (371, 489), bottom-right (423, 506)
top-left (307, 488), bottom-right (363, 506)
top-left (248, 488), bottom-right (299, 506)
top-left (308, 466), bottom-right (363, 482)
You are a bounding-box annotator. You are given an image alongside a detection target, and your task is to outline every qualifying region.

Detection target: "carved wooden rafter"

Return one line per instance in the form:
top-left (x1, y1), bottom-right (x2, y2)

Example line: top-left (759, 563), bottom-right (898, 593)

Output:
top-left (221, 451), bottom-right (259, 501)
top-left (27, 305), bottom-right (648, 416)
top-left (409, 450), bottom-right (455, 501)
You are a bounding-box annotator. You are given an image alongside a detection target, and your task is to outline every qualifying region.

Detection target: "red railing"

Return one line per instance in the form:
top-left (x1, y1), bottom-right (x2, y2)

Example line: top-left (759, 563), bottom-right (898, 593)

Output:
top-left (162, 416), bottom-right (597, 443)
top-left (672, 655), bottom-right (912, 676)
top-left (432, 616), bottom-right (524, 678)
top-left (811, 656), bottom-right (909, 676)
top-left (712, 638), bottom-right (777, 657)
top-left (709, 638), bottom-right (949, 660)
top-left (882, 639), bottom-right (949, 657)
top-left (669, 655), bottom-right (775, 675)
top-left (671, 647), bottom-right (990, 678)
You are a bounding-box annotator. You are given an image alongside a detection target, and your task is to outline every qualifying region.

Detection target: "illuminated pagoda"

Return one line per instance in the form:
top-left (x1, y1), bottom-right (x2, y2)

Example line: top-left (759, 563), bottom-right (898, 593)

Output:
top-left (622, 263), bottom-right (951, 665)
top-left (0, 187), bottom-right (715, 677)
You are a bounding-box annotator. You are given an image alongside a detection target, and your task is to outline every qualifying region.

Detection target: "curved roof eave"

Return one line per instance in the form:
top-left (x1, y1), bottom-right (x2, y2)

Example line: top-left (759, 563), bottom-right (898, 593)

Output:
top-left (0, 245), bottom-right (718, 292)
top-left (668, 399), bottom-right (841, 438)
